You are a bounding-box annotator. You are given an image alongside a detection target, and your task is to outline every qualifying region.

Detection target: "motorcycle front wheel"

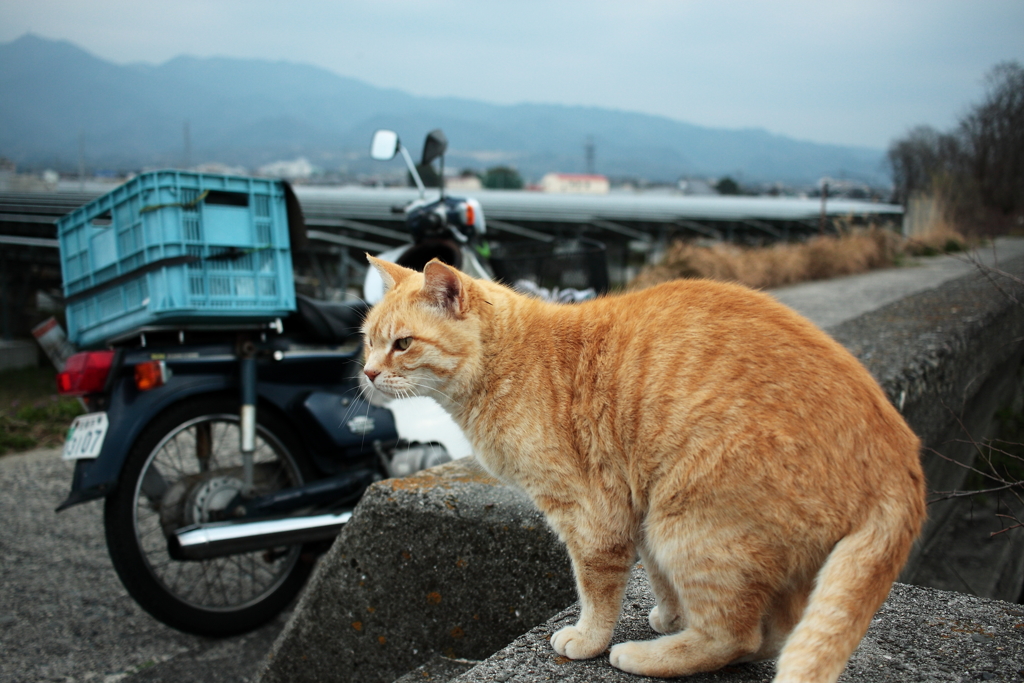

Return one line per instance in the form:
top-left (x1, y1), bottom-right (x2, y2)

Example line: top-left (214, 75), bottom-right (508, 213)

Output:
top-left (104, 396), bottom-right (317, 637)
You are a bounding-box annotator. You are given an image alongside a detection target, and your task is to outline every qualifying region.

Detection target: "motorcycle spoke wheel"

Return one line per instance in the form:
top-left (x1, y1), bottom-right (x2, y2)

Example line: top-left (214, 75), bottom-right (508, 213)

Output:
top-left (135, 415), bottom-right (300, 611)
top-left (104, 397), bottom-right (316, 637)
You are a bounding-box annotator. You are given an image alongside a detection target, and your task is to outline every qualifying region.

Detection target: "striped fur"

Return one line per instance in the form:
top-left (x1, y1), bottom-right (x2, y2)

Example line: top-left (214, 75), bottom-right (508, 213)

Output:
top-left (362, 256), bottom-right (926, 682)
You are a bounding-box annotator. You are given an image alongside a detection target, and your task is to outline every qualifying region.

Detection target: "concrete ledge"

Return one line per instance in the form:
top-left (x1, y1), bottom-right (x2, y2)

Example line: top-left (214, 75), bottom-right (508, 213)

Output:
top-left (452, 569), bottom-right (1024, 683)
top-left (259, 255), bottom-right (1024, 683)
top-left (258, 459), bottom-right (574, 683)
top-left (826, 255), bottom-right (1024, 595)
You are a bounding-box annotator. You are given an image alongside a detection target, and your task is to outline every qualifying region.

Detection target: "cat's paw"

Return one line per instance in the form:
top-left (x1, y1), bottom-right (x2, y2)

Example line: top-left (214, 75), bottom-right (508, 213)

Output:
top-left (551, 625), bottom-right (608, 660)
top-left (648, 605), bottom-right (683, 634)
top-left (606, 643), bottom-right (663, 675)
top-left (609, 640), bottom-right (652, 676)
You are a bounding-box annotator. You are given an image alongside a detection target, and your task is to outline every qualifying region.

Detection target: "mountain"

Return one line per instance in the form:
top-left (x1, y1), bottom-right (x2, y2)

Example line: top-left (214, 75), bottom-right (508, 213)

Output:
top-left (0, 34), bottom-right (888, 185)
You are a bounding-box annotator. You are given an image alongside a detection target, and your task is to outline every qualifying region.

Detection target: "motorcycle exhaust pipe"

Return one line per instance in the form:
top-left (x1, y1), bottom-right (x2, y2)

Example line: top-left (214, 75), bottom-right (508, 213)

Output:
top-left (169, 511), bottom-right (353, 561)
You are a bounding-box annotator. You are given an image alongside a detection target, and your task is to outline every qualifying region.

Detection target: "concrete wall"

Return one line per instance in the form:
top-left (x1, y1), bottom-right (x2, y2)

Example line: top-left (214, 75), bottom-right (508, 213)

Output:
top-left (0, 339), bottom-right (38, 372)
top-left (258, 255), bottom-right (1024, 683)
top-left (258, 460), bottom-right (575, 683)
top-left (825, 257), bottom-right (1024, 595)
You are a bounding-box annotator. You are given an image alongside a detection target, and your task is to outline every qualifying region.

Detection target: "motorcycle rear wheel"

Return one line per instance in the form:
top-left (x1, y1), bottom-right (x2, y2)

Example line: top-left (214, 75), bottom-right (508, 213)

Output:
top-left (104, 396), bottom-right (317, 637)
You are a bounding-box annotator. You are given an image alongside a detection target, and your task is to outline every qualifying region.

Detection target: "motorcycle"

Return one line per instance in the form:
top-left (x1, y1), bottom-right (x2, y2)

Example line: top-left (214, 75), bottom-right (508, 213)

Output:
top-left (54, 128), bottom-right (607, 638)
top-left (56, 314), bottom-right (394, 638)
top-left (52, 130), bottom-right (480, 637)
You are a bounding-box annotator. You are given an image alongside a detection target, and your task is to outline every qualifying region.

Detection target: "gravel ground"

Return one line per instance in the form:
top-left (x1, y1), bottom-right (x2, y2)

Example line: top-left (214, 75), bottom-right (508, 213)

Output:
top-left (0, 448), bottom-right (290, 683)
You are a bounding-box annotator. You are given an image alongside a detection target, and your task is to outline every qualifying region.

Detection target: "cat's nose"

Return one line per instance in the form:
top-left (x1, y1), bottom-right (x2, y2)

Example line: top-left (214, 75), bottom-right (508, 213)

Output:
top-left (364, 368), bottom-right (381, 382)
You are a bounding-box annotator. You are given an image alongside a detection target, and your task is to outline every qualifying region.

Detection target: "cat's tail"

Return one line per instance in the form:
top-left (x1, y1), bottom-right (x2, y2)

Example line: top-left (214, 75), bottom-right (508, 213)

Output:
top-left (772, 491), bottom-right (925, 683)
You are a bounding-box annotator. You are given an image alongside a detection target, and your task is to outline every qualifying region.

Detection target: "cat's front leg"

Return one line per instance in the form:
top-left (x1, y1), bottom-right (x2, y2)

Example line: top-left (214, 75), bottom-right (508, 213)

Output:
top-left (551, 537), bottom-right (635, 660)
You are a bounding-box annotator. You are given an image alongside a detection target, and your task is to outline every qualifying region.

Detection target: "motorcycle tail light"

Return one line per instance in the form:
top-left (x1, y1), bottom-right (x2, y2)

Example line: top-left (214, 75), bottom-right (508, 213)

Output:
top-left (134, 360), bottom-right (168, 391)
top-left (56, 351), bottom-right (115, 396)
top-left (463, 202), bottom-right (475, 227)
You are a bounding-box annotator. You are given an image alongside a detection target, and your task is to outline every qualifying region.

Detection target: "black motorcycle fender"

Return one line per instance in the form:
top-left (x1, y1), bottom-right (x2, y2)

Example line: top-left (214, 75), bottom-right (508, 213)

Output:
top-left (57, 364), bottom-right (400, 511)
top-left (56, 374), bottom-right (232, 512)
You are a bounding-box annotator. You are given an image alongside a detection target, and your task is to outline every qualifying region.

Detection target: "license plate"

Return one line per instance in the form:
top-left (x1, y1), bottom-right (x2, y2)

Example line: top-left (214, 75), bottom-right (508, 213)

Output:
top-left (62, 412), bottom-right (109, 461)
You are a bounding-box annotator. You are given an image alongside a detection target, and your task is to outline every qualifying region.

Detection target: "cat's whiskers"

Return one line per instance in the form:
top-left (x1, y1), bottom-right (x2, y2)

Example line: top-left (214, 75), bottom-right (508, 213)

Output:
top-left (357, 384), bottom-right (376, 449)
top-left (401, 379), bottom-right (465, 409)
top-left (339, 383), bottom-right (372, 424)
top-left (354, 378), bottom-right (378, 407)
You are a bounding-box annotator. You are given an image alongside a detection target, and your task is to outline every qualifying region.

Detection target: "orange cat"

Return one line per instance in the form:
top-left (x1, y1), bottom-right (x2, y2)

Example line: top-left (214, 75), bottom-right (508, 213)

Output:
top-left (362, 256), bottom-right (926, 682)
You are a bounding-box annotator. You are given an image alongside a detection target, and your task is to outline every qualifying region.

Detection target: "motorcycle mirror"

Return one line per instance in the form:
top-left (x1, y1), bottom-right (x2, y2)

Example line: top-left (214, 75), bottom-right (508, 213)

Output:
top-left (370, 130), bottom-right (400, 161)
top-left (421, 129), bottom-right (448, 166)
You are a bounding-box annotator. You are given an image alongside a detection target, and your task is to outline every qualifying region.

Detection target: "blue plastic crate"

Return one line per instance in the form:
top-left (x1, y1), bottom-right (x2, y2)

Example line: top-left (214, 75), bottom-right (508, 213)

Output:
top-left (58, 170), bottom-right (296, 347)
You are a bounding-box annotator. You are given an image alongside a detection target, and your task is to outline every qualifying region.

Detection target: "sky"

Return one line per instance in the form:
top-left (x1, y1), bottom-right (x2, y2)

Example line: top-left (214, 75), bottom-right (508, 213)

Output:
top-left (2, 0), bottom-right (1022, 151)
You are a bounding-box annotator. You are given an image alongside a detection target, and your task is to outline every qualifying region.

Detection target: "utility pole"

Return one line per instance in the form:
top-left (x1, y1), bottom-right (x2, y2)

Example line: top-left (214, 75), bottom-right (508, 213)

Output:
top-left (78, 130), bottom-right (85, 191)
top-left (818, 178), bottom-right (830, 235)
top-left (183, 121), bottom-right (192, 170)
top-left (585, 136), bottom-right (595, 175)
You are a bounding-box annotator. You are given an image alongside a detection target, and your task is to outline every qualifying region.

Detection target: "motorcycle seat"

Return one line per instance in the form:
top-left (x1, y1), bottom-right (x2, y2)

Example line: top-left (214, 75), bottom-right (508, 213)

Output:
top-left (287, 295), bottom-right (369, 344)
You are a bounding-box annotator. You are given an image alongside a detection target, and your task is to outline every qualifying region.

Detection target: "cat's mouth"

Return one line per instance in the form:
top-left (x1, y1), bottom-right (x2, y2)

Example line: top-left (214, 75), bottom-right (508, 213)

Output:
top-left (360, 373), bottom-right (395, 405)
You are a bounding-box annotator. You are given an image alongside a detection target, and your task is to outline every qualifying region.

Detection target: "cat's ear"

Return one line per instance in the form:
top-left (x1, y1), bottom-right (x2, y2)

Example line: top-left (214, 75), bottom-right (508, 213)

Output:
top-left (422, 259), bottom-right (466, 316)
top-left (367, 254), bottom-right (415, 291)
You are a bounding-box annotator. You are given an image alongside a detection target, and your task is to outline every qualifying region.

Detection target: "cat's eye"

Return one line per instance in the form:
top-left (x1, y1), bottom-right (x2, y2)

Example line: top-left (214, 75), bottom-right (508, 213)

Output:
top-left (395, 337), bottom-right (412, 351)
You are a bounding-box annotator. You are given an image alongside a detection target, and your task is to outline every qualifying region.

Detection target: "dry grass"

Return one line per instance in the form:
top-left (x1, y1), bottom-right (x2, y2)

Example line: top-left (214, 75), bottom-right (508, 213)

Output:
top-left (629, 226), bottom-right (969, 292)
top-left (902, 214), bottom-right (971, 257)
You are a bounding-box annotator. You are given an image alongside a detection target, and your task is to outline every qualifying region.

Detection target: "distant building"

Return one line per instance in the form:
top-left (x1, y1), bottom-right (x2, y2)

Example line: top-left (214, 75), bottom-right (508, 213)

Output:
top-left (677, 178), bottom-right (717, 196)
top-left (259, 157), bottom-right (315, 180)
top-left (195, 162), bottom-right (249, 176)
top-left (0, 159), bottom-right (62, 192)
top-left (445, 173), bottom-right (483, 192)
top-left (818, 177), bottom-right (873, 199)
top-left (540, 173), bottom-right (609, 194)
